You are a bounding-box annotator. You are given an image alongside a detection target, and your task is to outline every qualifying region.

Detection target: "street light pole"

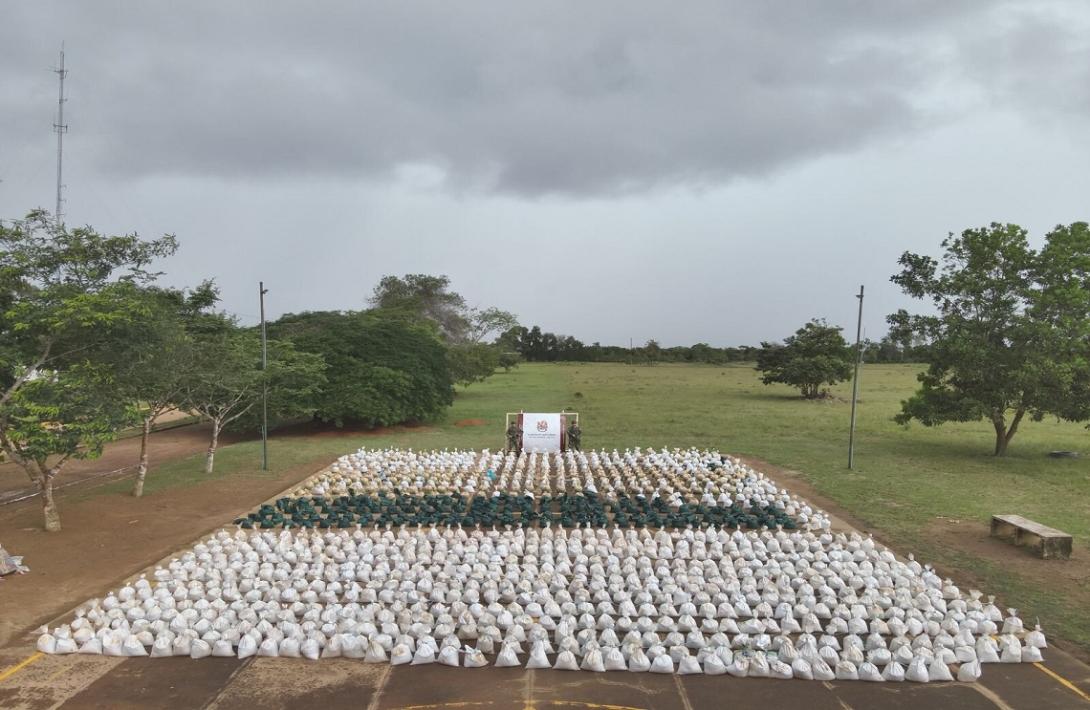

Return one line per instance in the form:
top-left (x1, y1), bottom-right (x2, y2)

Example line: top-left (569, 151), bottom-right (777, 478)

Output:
top-left (260, 282), bottom-right (269, 471)
top-left (848, 285), bottom-right (864, 470)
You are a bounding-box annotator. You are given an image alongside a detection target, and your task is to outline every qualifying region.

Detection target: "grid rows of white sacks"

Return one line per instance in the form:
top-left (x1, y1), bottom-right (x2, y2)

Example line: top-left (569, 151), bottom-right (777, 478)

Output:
top-left (305, 447), bottom-right (830, 524)
top-left (36, 524), bottom-right (1047, 682)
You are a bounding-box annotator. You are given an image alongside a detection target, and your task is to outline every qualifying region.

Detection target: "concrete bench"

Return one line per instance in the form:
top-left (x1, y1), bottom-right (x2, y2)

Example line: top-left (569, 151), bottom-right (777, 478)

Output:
top-left (991, 514), bottom-right (1072, 560)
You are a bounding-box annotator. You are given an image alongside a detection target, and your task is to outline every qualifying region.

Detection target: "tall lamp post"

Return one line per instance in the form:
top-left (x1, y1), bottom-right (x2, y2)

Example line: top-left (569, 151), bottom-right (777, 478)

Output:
top-left (260, 282), bottom-right (269, 471)
top-left (848, 285), bottom-right (864, 469)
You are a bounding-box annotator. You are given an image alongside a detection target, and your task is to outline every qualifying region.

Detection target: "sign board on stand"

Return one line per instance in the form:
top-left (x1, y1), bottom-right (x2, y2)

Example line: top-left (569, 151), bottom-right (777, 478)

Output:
top-left (518, 412), bottom-right (564, 452)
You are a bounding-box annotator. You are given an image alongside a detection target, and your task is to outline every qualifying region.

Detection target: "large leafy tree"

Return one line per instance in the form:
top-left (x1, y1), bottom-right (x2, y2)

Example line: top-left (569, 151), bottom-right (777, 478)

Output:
top-left (268, 310), bottom-right (452, 427)
top-left (0, 211), bottom-right (177, 530)
top-left (890, 222), bottom-right (1090, 455)
top-left (756, 319), bottom-right (854, 399)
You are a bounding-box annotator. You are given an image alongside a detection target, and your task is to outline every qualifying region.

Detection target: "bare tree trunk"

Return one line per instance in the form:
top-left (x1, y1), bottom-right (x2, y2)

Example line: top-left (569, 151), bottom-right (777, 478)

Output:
top-left (992, 411), bottom-right (1009, 456)
top-left (39, 465), bottom-right (61, 532)
top-left (205, 419), bottom-right (221, 474)
top-left (1004, 408), bottom-right (1025, 450)
top-left (132, 415), bottom-right (153, 497)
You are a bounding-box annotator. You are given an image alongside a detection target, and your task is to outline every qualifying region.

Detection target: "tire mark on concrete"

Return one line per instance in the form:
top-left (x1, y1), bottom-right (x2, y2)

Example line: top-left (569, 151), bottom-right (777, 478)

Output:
top-left (366, 664), bottom-right (392, 710)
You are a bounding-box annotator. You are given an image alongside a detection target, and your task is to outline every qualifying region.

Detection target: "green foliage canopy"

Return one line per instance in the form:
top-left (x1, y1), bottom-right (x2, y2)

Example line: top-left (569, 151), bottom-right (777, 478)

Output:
top-left (268, 310), bottom-right (453, 427)
top-left (755, 319), bottom-right (854, 399)
top-left (891, 222), bottom-right (1090, 455)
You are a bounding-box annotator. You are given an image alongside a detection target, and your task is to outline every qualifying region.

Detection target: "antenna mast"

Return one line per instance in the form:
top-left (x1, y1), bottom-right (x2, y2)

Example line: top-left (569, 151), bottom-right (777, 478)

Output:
top-left (53, 45), bottom-right (68, 227)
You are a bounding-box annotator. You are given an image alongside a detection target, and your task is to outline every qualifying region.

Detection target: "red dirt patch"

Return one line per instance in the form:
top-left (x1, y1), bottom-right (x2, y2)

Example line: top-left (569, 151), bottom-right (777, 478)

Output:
top-left (453, 418), bottom-right (487, 427)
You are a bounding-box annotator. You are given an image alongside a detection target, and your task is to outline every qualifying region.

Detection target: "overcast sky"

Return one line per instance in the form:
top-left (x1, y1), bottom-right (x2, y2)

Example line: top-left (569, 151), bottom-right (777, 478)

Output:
top-left (3, 1), bottom-right (1088, 346)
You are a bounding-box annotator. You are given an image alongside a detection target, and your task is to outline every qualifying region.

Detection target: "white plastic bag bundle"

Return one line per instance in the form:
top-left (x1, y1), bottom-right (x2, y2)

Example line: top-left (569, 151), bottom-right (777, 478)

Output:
top-left (79, 638), bottom-right (103, 655)
top-left (280, 638), bottom-right (301, 658)
top-left (976, 637), bottom-right (999, 663)
top-left (54, 637), bottom-right (77, 655)
top-left (301, 639), bottom-right (320, 660)
top-left (882, 662), bottom-right (905, 682)
top-left (649, 654), bottom-right (674, 674)
top-left (581, 648), bottom-right (606, 672)
top-left (778, 638), bottom-right (798, 663)
top-left (603, 647), bottom-right (627, 671)
top-left (669, 645), bottom-right (690, 663)
top-left (954, 646), bottom-right (976, 664)
top-left (409, 643), bottom-right (434, 665)
top-left (437, 645), bottom-right (460, 667)
top-left (769, 659), bottom-right (793, 680)
top-left (390, 644), bottom-right (413, 666)
top-left (1025, 624), bottom-right (1047, 649)
top-left (37, 634), bottom-right (57, 654)
top-left (464, 646), bottom-right (488, 668)
top-left (858, 662), bottom-right (883, 682)
top-left (791, 658), bottom-right (814, 680)
top-left (704, 653), bottom-right (728, 675)
top-left (957, 660), bottom-right (981, 682)
top-left (905, 658), bottom-right (929, 683)
top-left (726, 657), bottom-right (749, 678)
top-left (190, 639), bottom-right (212, 659)
top-left (1000, 638), bottom-right (1021, 663)
top-left (343, 636), bottom-right (365, 659)
top-left (928, 657), bottom-right (954, 682)
top-left (525, 642), bottom-right (551, 669)
top-left (749, 653), bottom-right (771, 678)
top-left (367, 639), bottom-right (390, 663)
top-left (322, 636), bottom-right (343, 659)
top-left (1021, 645), bottom-right (1043, 663)
top-left (553, 650), bottom-right (580, 671)
top-left (258, 638), bottom-right (279, 657)
top-left (1001, 610), bottom-right (1024, 635)
top-left (236, 635), bottom-right (257, 659)
top-left (835, 660), bottom-right (859, 680)
top-left (678, 655), bottom-right (703, 675)
top-left (628, 648), bottom-right (651, 672)
top-left (212, 640), bottom-right (234, 657)
top-left (812, 659), bottom-right (836, 681)
top-left (842, 644), bottom-right (865, 665)
top-left (151, 636), bottom-right (173, 658)
top-left (123, 635), bottom-right (148, 657)
top-left (893, 644), bottom-right (914, 666)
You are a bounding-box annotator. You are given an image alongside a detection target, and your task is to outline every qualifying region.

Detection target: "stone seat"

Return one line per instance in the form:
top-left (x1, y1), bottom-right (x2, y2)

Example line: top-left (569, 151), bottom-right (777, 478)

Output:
top-left (990, 514), bottom-right (1072, 559)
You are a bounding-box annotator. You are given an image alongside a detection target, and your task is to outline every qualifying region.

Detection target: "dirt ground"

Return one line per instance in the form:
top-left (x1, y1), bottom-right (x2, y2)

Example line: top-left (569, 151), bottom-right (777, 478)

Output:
top-left (1, 448), bottom-right (1089, 708)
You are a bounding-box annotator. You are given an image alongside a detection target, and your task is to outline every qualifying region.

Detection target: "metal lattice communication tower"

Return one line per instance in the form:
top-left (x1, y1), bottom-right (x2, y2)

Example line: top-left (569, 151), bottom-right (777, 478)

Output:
top-left (53, 45), bottom-right (68, 227)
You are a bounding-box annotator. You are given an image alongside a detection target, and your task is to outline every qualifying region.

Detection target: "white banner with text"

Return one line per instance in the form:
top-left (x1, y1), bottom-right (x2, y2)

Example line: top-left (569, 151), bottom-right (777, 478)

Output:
top-left (520, 412), bottom-right (564, 452)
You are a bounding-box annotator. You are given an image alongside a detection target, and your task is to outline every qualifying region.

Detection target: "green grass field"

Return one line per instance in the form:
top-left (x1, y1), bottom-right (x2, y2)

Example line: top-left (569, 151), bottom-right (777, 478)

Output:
top-left (96, 362), bottom-right (1090, 652)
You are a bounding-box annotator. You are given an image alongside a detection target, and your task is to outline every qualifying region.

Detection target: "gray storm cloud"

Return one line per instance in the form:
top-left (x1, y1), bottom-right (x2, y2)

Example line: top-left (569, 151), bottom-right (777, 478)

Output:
top-left (4, 1), bottom-right (1086, 197)
top-left (2, 2), bottom-right (1089, 347)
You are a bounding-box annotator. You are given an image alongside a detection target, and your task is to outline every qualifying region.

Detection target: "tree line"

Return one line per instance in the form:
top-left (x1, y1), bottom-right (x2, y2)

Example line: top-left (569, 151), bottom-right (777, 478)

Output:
top-left (495, 326), bottom-right (926, 366)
